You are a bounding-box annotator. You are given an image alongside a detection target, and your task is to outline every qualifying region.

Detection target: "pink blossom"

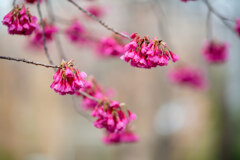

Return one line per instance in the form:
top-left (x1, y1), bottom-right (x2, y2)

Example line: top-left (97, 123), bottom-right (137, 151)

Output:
top-left (65, 20), bottom-right (87, 43)
top-left (168, 66), bottom-right (208, 90)
top-left (121, 33), bottom-right (179, 69)
top-left (102, 130), bottom-right (139, 144)
top-left (96, 36), bottom-right (125, 57)
top-left (50, 60), bottom-right (87, 95)
top-left (92, 99), bottom-right (136, 133)
top-left (235, 18), bottom-right (240, 37)
top-left (202, 40), bottom-right (229, 63)
top-left (25, 0), bottom-right (42, 4)
top-left (86, 5), bottom-right (105, 18)
top-left (2, 5), bottom-right (39, 35)
top-left (29, 22), bottom-right (58, 48)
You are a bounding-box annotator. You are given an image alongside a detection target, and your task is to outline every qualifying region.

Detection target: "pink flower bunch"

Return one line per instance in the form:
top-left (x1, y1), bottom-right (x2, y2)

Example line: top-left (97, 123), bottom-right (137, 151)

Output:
top-left (77, 77), bottom-right (105, 110)
top-left (92, 99), bottom-right (136, 134)
top-left (235, 18), bottom-right (240, 37)
top-left (121, 33), bottom-right (179, 69)
top-left (86, 5), bottom-right (105, 18)
top-left (30, 22), bottom-right (58, 47)
top-left (2, 5), bottom-right (38, 35)
top-left (65, 20), bottom-right (87, 44)
top-left (96, 36), bottom-right (125, 57)
top-left (50, 60), bottom-right (87, 95)
top-left (25, 0), bottom-right (42, 4)
top-left (202, 40), bottom-right (229, 63)
top-left (168, 66), bottom-right (208, 90)
top-left (102, 130), bottom-right (139, 144)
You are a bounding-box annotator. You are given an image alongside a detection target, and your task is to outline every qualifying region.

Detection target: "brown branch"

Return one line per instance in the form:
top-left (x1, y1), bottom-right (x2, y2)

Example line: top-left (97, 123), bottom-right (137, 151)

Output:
top-left (78, 90), bottom-right (99, 103)
top-left (67, 0), bottom-right (131, 40)
top-left (0, 56), bottom-right (59, 68)
top-left (37, 0), bottom-right (55, 65)
top-left (12, 0), bottom-right (16, 6)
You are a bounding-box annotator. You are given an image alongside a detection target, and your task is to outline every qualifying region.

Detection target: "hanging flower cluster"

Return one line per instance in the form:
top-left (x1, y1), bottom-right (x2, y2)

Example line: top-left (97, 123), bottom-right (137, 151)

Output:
top-left (121, 33), bottom-right (179, 69)
top-left (25, 0), bottom-right (42, 4)
top-left (50, 60), bottom-right (87, 95)
top-left (96, 35), bottom-right (125, 57)
top-left (202, 40), bottom-right (229, 64)
top-left (168, 66), bottom-right (208, 90)
top-left (2, 5), bottom-right (38, 35)
top-left (29, 22), bottom-right (58, 48)
top-left (235, 18), bottom-right (240, 37)
top-left (91, 99), bottom-right (137, 144)
top-left (65, 20), bottom-right (88, 44)
top-left (103, 130), bottom-right (139, 144)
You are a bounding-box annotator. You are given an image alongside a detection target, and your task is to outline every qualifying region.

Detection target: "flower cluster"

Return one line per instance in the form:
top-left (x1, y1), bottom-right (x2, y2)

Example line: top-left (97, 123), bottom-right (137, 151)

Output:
top-left (168, 66), bottom-right (207, 90)
top-left (2, 5), bottom-right (38, 35)
top-left (25, 0), bottom-right (42, 4)
top-left (121, 33), bottom-right (179, 69)
top-left (96, 36), bottom-right (125, 57)
top-left (202, 40), bottom-right (229, 64)
top-left (50, 60), bottom-right (87, 95)
top-left (91, 99), bottom-right (137, 144)
top-left (65, 20), bottom-right (87, 44)
top-left (103, 130), bottom-right (139, 144)
top-left (29, 22), bottom-right (58, 48)
top-left (235, 18), bottom-right (240, 37)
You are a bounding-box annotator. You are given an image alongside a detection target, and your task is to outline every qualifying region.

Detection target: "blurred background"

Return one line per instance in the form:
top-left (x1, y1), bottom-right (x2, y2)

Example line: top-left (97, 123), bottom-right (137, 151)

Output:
top-left (0, 0), bottom-right (240, 160)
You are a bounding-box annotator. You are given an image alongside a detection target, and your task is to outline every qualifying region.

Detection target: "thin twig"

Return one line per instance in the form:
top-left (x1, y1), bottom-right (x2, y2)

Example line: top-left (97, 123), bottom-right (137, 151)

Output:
top-left (67, 0), bottom-right (131, 40)
top-left (0, 56), bottom-right (59, 68)
top-left (72, 96), bottom-right (93, 122)
top-left (37, 0), bottom-right (55, 65)
top-left (46, 0), bottom-right (67, 61)
top-left (203, 0), bottom-right (236, 34)
top-left (12, 0), bottom-right (16, 7)
top-left (78, 90), bottom-right (99, 103)
top-left (206, 9), bottom-right (212, 39)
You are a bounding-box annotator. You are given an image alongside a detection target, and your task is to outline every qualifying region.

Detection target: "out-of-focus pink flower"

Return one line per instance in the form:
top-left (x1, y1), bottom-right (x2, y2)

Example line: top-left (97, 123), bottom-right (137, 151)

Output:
top-left (29, 22), bottom-right (58, 48)
top-left (121, 33), bottom-right (179, 69)
top-left (168, 66), bottom-right (208, 90)
top-left (50, 60), bottom-right (87, 95)
top-left (235, 18), bottom-right (240, 37)
top-left (102, 130), bottom-right (139, 144)
top-left (65, 20), bottom-right (87, 43)
top-left (202, 40), bottom-right (229, 64)
top-left (2, 5), bottom-right (38, 35)
top-left (86, 5), bottom-right (105, 18)
top-left (96, 36), bottom-right (125, 57)
top-left (25, 0), bottom-right (42, 4)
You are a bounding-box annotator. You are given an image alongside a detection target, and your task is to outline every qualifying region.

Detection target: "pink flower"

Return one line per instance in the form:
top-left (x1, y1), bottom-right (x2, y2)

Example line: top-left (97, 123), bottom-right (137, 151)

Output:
top-left (29, 22), bottom-right (58, 48)
top-left (2, 5), bottom-right (39, 35)
top-left (202, 40), bottom-right (229, 63)
top-left (235, 18), bottom-right (240, 37)
top-left (65, 20), bottom-right (87, 43)
top-left (96, 36), bottom-right (125, 57)
top-left (102, 130), bottom-right (139, 144)
top-left (121, 33), bottom-right (179, 69)
top-left (168, 66), bottom-right (208, 90)
top-left (92, 99), bottom-right (136, 133)
top-left (25, 0), bottom-right (42, 4)
top-left (50, 60), bottom-right (87, 95)
top-left (86, 5), bottom-right (105, 18)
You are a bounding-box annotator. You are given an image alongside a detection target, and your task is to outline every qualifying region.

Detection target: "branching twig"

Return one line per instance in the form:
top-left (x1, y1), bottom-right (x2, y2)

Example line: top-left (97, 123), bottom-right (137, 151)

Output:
top-left (0, 56), bottom-right (59, 68)
top-left (203, 0), bottom-right (236, 34)
top-left (37, 0), bottom-right (55, 65)
top-left (67, 0), bottom-right (131, 40)
top-left (78, 90), bottom-right (99, 103)
top-left (12, 0), bottom-right (16, 7)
